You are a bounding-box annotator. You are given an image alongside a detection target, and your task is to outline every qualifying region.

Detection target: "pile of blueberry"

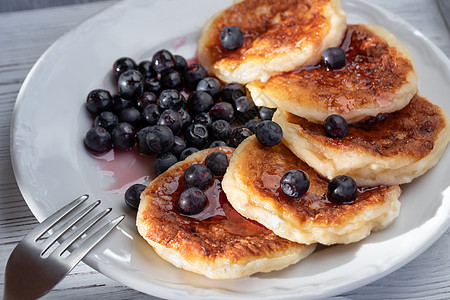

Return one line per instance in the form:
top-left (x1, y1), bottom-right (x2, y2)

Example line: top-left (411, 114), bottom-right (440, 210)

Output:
top-left (84, 49), bottom-right (279, 168)
top-left (83, 48), bottom-right (280, 209)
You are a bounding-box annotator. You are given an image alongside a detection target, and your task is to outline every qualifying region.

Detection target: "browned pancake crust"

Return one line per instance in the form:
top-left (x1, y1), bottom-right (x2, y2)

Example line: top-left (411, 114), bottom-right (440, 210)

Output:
top-left (138, 147), bottom-right (303, 263)
top-left (250, 24), bottom-right (416, 121)
top-left (287, 94), bottom-right (445, 158)
top-left (201, 0), bottom-right (337, 70)
top-left (238, 139), bottom-right (396, 226)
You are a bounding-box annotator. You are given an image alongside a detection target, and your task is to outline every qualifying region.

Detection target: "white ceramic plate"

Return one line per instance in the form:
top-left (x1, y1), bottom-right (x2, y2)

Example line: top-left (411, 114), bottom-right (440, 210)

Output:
top-left (10, 0), bottom-right (450, 299)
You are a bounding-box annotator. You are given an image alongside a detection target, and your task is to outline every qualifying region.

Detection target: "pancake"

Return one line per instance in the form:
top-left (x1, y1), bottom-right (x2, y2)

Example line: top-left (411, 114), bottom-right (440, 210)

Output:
top-left (273, 94), bottom-right (450, 186)
top-left (198, 0), bottom-right (347, 84)
top-left (136, 146), bottom-right (315, 279)
top-left (248, 24), bottom-right (418, 124)
top-left (222, 136), bottom-right (401, 245)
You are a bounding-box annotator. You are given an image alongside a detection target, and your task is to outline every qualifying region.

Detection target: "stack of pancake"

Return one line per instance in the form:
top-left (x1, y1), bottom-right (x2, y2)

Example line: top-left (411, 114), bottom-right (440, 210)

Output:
top-left (137, 0), bottom-right (450, 279)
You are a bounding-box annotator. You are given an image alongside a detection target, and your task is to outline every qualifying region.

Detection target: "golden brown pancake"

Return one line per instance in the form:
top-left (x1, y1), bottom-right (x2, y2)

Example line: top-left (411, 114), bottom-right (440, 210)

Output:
top-left (222, 136), bottom-right (402, 245)
top-left (198, 0), bottom-right (346, 83)
top-left (136, 146), bottom-right (315, 279)
top-left (248, 24), bottom-right (418, 124)
top-left (274, 94), bottom-right (450, 186)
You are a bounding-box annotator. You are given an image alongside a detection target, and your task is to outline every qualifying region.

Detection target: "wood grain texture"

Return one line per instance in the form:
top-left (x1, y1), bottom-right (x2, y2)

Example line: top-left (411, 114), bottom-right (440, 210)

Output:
top-left (0, 0), bottom-right (449, 299)
top-left (0, 0), bottom-right (109, 13)
top-left (438, 0), bottom-right (450, 32)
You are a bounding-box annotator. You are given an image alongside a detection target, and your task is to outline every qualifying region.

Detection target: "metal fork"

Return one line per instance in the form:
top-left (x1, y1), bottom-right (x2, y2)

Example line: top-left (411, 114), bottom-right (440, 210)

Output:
top-left (3, 194), bottom-right (124, 300)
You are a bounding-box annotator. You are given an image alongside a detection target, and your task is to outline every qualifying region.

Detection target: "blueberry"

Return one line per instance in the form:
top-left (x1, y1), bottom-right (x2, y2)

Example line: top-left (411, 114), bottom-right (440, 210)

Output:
top-left (184, 124), bottom-right (209, 149)
top-left (280, 170), bottom-right (310, 198)
top-left (234, 96), bottom-right (257, 123)
top-left (196, 77), bottom-right (221, 100)
top-left (111, 94), bottom-right (132, 114)
top-left (174, 55), bottom-right (188, 72)
top-left (177, 187), bottom-right (207, 215)
top-left (179, 147), bottom-right (199, 161)
top-left (86, 89), bottom-right (113, 115)
top-left (124, 183), bottom-right (146, 210)
top-left (111, 122), bottom-right (137, 150)
top-left (154, 152), bottom-right (178, 175)
top-left (119, 107), bottom-right (141, 126)
top-left (158, 89), bottom-right (185, 111)
top-left (94, 111), bottom-right (119, 132)
top-left (145, 124), bottom-right (174, 153)
top-left (209, 102), bottom-right (234, 122)
top-left (244, 118), bottom-right (262, 133)
top-left (177, 108), bottom-right (192, 130)
top-left (324, 114), bottom-right (348, 138)
top-left (138, 60), bottom-right (156, 79)
top-left (137, 126), bottom-right (154, 155)
top-left (209, 140), bottom-right (228, 148)
top-left (170, 136), bottom-right (186, 156)
top-left (157, 109), bottom-right (183, 135)
top-left (220, 26), bottom-right (244, 50)
top-left (113, 57), bottom-right (137, 79)
top-left (184, 64), bottom-right (207, 90)
top-left (258, 106), bottom-right (277, 120)
top-left (221, 82), bottom-right (246, 104)
top-left (229, 127), bottom-right (252, 148)
top-left (141, 103), bottom-right (162, 126)
top-left (186, 91), bottom-right (214, 116)
top-left (193, 112), bottom-right (213, 127)
top-left (322, 47), bottom-right (346, 70)
top-left (144, 77), bottom-right (162, 95)
top-left (205, 152), bottom-right (229, 176)
top-left (209, 120), bottom-right (232, 142)
top-left (255, 120), bottom-right (283, 147)
top-left (151, 49), bottom-right (176, 74)
top-left (184, 164), bottom-right (213, 190)
top-left (160, 70), bottom-right (183, 91)
top-left (84, 126), bottom-right (112, 153)
top-left (118, 70), bottom-right (144, 100)
top-left (136, 92), bottom-right (157, 111)
top-left (328, 175), bottom-right (357, 203)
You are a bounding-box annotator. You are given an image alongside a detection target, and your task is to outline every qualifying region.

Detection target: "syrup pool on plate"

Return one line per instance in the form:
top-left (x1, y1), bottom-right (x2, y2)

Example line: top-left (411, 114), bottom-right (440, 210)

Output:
top-left (90, 148), bottom-right (156, 194)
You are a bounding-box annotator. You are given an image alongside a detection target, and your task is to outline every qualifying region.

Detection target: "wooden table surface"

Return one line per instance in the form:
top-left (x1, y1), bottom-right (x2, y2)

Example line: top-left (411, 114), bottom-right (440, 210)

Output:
top-left (1, 0), bottom-right (449, 299)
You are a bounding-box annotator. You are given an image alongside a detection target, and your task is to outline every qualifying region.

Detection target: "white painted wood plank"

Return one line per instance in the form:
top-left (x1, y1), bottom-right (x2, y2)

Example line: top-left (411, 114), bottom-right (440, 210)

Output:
top-left (0, 0), bottom-right (110, 13)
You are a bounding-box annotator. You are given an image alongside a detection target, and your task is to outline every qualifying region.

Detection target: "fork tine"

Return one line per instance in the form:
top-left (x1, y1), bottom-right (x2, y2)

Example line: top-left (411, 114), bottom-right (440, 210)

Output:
top-left (51, 208), bottom-right (113, 258)
top-left (39, 200), bottom-right (101, 255)
top-left (4, 195), bottom-right (125, 300)
top-left (62, 215), bottom-right (125, 267)
top-left (27, 194), bottom-right (89, 241)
